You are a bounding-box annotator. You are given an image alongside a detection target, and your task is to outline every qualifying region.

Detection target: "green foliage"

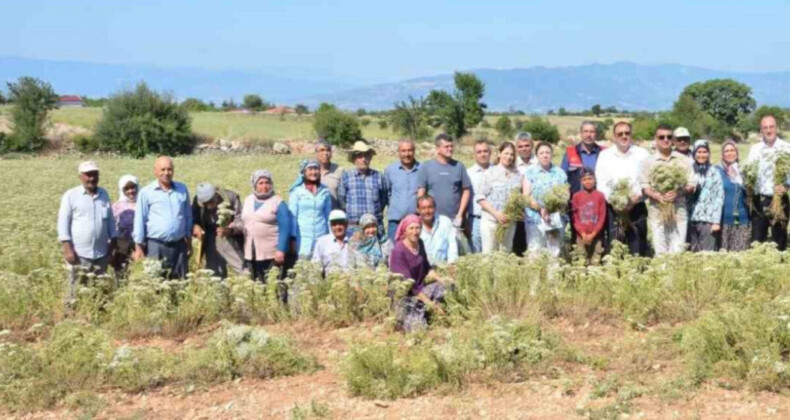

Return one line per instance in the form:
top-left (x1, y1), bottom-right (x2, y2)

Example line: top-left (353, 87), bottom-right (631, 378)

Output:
top-left (313, 103), bottom-right (362, 147)
top-left (557, 107), bottom-right (568, 116)
top-left (359, 118), bottom-right (371, 127)
top-left (3, 76), bottom-right (58, 152)
top-left (294, 103), bottom-right (309, 115)
top-left (495, 189), bottom-right (529, 245)
top-left (377, 120), bottom-right (387, 130)
top-left (739, 105), bottom-right (787, 136)
top-left (93, 83), bottom-right (195, 158)
top-left (0, 90), bottom-right (6, 104)
top-left (0, 269), bottom-right (62, 330)
top-left (425, 72), bottom-right (486, 139)
top-left (681, 79), bottom-right (756, 127)
top-left (648, 164), bottom-right (689, 223)
top-left (593, 119), bottom-right (612, 140)
top-left (494, 115), bottom-right (514, 139)
top-left (591, 104), bottom-right (602, 116)
top-left (356, 108), bottom-right (367, 117)
top-left (242, 94), bottom-right (270, 111)
top-left (543, 184), bottom-right (570, 214)
top-left (181, 97), bottom-right (212, 112)
top-left (671, 93), bottom-right (731, 141)
top-left (390, 96), bottom-right (432, 140)
top-left (521, 117), bottom-right (560, 143)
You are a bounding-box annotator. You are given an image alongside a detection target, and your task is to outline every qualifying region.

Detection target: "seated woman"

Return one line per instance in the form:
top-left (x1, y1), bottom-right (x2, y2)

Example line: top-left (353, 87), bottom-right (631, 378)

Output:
top-left (241, 169), bottom-right (291, 283)
top-left (350, 213), bottom-right (392, 269)
top-left (389, 214), bottom-right (450, 332)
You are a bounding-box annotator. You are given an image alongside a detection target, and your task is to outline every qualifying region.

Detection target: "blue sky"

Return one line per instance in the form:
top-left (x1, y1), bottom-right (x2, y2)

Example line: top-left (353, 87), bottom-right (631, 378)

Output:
top-left (3, 0), bottom-right (789, 84)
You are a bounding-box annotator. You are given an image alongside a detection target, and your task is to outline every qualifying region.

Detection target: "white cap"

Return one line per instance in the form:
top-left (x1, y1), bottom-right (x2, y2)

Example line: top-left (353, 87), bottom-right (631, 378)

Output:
top-left (78, 160), bottom-right (100, 173)
top-left (673, 127), bottom-right (691, 139)
top-left (328, 209), bottom-right (348, 222)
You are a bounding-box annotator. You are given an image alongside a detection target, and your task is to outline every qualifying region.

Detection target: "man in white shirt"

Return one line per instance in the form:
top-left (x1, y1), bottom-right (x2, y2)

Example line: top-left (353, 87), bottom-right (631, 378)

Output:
top-left (513, 132), bottom-right (536, 255)
top-left (596, 122), bottom-right (650, 256)
top-left (311, 209), bottom-right (352, 274)
top-left (746, 115), bottom-right (790, 250)
top-left (466, 139), bottom-right (491, 253)
top-left (417, 195), bottom-right (458, 265)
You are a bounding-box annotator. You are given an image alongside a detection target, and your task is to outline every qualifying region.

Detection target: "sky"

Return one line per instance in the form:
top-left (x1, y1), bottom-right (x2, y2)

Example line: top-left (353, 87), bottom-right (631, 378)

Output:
top-left (2, 0), bottom-right (790, 85)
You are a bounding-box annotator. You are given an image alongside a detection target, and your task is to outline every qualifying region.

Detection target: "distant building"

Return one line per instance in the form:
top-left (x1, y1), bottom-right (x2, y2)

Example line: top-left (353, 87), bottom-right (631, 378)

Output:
top-left (58, 95), bottom-right (83, 107)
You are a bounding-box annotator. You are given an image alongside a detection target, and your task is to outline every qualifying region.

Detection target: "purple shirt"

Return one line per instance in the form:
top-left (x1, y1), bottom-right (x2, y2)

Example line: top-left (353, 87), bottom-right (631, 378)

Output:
top-left (389, 239), bottom-right (431, 295)
top-left (112, 200), bottom-right (136, 240)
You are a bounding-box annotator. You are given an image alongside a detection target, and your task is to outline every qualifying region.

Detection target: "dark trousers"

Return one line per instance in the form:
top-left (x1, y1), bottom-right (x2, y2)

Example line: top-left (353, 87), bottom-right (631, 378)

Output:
top-left (751, 194), bottom-right (789, 251)
top-left (247, 254), bottom-right (296, 283)
top-left (513, 219), bottom-right (527, 256)
top-left (605, 202), bottom-right (648, 257)
top-left (147, 238), bottom-right (188, 279)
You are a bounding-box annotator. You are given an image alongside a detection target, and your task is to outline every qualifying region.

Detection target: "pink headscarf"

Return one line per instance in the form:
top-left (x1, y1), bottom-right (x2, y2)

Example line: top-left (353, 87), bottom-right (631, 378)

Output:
top-left (395, 214), bottom-right (421, 242)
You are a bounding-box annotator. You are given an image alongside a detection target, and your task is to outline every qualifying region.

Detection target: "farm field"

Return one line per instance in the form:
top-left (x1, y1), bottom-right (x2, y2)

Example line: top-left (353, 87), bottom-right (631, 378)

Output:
top-left (1, 152), bottom-right (789, 419)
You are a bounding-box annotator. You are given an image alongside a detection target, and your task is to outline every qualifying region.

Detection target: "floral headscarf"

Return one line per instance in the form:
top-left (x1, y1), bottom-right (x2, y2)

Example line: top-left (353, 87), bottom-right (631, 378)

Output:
top-left (289, 159), bottom-right (320, 192)
top-left (395, 214), bottom-right (421, 242)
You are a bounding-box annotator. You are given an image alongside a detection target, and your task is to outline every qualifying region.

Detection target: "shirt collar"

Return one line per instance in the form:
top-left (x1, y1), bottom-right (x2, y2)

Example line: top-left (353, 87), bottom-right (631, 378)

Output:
top-left (399, 161), bottom-right (419, 172)
top-left (578, 142), bottom-right (600, 154)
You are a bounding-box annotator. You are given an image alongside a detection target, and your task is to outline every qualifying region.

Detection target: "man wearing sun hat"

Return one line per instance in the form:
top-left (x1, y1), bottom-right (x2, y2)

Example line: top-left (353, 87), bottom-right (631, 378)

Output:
top-left (191, 182), bottom-right (245, 278)
top-left (673, 127), bottom-right (693, 158)
top-left (337, 139), bottom-right (388, 237)
top-left (57, 160), bottom-right (118, 305)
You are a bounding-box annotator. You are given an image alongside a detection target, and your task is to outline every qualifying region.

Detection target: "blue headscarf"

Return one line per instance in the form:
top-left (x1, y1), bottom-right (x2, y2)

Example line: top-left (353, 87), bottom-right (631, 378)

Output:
top-left (289, 159), bottom-right (321, 192)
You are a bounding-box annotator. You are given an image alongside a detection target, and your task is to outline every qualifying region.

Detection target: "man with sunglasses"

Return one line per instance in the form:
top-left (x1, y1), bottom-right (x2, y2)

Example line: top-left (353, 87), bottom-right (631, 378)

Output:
top-left (673, 127), bottom-right (693, 158)
top-left (596, 122), bottom-right (650, 255)
top-left (639, 125), bottom-right (696, 255)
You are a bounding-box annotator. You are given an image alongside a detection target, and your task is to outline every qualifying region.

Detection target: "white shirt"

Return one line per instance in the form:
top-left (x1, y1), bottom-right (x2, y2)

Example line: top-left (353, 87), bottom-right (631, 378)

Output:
top-left (467, 163), bottom-right (490, 217)
top-left (57, 186), bottom-right (117, 259)
top-left (311, 233), bottom-right (351, 272)
top-left (595, 144), bottom-right (650, 201)
top-left (746, 137), bottom-right (790, 196)
top-left (516, 154), bottom-right (538, 175)
top-left (420, 215), bottom-right (458, 266)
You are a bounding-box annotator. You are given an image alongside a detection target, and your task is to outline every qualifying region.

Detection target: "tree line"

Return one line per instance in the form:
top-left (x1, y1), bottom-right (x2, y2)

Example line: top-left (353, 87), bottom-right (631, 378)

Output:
top-left (0, 74), bottom-right (787, 156)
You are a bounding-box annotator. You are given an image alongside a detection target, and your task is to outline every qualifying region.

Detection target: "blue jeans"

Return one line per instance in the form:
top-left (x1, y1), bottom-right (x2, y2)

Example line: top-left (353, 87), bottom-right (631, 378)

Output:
top-left (470, 216), bottom-right (482, 254)
top-left (387, 220), bottom-right (400, 242)
top-left (147, 238), bottom-right (188, 279)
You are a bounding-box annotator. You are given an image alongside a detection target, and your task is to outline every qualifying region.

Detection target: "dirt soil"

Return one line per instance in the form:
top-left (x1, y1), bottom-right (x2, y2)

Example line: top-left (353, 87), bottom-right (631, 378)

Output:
top-left (13, 319), bottom-right (790, 420)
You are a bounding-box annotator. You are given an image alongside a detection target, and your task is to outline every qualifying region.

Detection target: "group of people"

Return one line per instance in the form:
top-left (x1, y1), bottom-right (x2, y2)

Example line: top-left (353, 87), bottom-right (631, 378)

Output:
top-left (57, 114), bottom-right (786, 328)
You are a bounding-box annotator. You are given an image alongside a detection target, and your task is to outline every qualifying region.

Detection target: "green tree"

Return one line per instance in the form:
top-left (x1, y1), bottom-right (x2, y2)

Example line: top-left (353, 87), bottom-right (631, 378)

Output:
top-left (424, 72), bottom-right (486, 139)
top-left (494, 115), bottom-right (514, 139)
top-left (522, 117), bottom-right (560, 144)
top-left (294, 104), bottom-right (309, 115)
top-left (591, 104), bottom-right (602, 117)
top-left (390, 96), bottom-right (432, 140)
top-left (356, 108), bottom-right (367, 117)
top-left (3, 76), bottom-right (58, 152)
top-left (313, 103), bottom-right (362, 147)
top-left (557, 107), bottom-right (568, 116)
top-left (92, 83), bottom-right (194, 158)
top-left (681, 79), bottom-right (756, 127)
top-left (0, 91), bottom-right (8, 104)
top-left (243, 94), bottom-right (267, 111)
top-left (221, 99), bottom-right (238, 111)
top-left (181, 98), bottom-right (210, 112)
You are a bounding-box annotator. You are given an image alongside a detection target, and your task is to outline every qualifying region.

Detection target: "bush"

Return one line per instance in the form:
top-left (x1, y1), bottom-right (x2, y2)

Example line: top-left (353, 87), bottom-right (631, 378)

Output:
top-left (494, 115), bottom-right (513, 138)
top-left (313, 103), bottom-right (362, 147)
top-left (377, 120), bottom-right (388, 130)
top-left (72, 133), bottom-right (102, 152)
top-left (92, 83), bottom-right (195, 158)
top-left (521, 117), bottom-right (560, 143)
top-left (360, 118), bottom-right (371, 127)
top-left (3, 76), bottom-right (58, 152)
top-left (294, 104), bottom-right (309, 115)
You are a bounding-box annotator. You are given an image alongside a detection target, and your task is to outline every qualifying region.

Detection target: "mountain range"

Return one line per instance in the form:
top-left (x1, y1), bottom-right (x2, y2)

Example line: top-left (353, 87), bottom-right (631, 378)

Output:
top-left (2, 57), bottom-right (790, 112)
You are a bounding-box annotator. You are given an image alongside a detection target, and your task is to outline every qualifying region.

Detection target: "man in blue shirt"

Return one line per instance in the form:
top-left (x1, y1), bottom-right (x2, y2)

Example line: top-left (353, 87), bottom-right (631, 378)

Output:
top-left (57, 160), bottom-right (117, 304)
top-left (133, 156), bottom-right (193, 279)
top-left (338, 140), bottom-right (388, 236)
top-left (561, 121), bottom-right (604, 244)
top-left (384, 139), bottom-right (420, 241)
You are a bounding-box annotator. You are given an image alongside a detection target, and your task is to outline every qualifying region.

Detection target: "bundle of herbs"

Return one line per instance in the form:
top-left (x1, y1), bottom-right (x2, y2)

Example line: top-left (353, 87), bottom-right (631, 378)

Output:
top-left (648, 164), bottom-right (688, 224)
top-left (769, 152), bottom-right (790, 225)
top-left (494, 189), bottom-right (529, 244)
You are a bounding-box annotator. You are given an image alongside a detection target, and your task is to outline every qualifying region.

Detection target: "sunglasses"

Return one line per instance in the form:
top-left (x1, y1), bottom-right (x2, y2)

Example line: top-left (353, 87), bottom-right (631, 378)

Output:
top-left (615, 131), bottom-right (631, 137)
top-left (657, 135), bottom-right (674, 141)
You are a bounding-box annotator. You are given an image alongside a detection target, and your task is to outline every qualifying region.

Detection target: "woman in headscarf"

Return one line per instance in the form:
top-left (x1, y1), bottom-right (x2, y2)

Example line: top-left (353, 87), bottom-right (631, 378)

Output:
top-left (288, 159), bottom-right (332, 259)
top-left (111, 174), bottom-right (138, 277)
top-left (716, 140), bottom-right (751, 251)
top-left (389, 214), bottom-right (450, 332)
top-left (687, 139), bottom-right (724, 252)
top-left (241, 169), bottom-right (292, 282)
top-left (350, 213), bottom-right (392, 268)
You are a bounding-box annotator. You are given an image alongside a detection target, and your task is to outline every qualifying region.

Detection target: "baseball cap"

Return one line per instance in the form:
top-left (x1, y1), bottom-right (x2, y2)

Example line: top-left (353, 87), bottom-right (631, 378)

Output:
top-left (673, 127), bottom-right (691, 139)
top-left (328, 209), bottom-right (348, 222)
top-left (78, 160), bottom-right (100, 173)
top-left (196, 182), bottom-right (217, 204)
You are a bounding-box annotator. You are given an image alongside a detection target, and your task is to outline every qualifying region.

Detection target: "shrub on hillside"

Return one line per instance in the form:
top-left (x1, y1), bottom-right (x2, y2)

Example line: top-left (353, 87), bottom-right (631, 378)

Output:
top-left (3, 76), bottom-right (58, 152)
top-left (313, 103), bottom-right (362, 147)
top-left (92, 83), bottom-right (195, 158)
top-left (521, 117), bottom-right (560, 143)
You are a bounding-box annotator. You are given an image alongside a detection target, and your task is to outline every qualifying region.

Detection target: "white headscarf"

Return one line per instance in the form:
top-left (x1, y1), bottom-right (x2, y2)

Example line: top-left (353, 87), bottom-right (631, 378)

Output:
top-left (117, 174), bottom-right (139, 203)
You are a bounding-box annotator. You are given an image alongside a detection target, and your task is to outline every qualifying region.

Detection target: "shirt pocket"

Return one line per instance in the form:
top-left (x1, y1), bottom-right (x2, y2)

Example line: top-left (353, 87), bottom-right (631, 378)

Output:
top-left (452, 180), bottom-right (462, 193)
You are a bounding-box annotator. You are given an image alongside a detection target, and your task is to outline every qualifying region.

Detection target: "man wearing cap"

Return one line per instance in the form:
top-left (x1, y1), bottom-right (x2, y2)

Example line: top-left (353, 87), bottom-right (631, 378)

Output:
top-left (311, 209), bottom-right (352, 273)
top-left (416, 133), bottom-right (472, 227)
top-left (133, 156), bottom-right (192, 279)
top-left (191, 183), bottom-right (245, 279)
top-left (338, 140), bottom-right (388, 236)
top-left (384, 139), bottom-right (420, 241)
top-left (315, 140), bottom-right (345, 209)
top-left (673, 127), bottom-right (693, 158)
top-left (57, 161), bottom-right (117, 304)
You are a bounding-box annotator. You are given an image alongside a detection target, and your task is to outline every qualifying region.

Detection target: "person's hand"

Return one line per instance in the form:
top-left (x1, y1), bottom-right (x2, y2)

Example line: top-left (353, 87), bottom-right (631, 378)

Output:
top-left (192, 225), bottom-right (204, 239)
top-left (452, 216), bottom-right (463, 229)
top-left (429, 301), bottom-right (446, 316)
top-left (663, 191), bottom-right (678, 203)
top-left (63, 246), bottom-right (78, 265)
top-left (712, 223), bottom-right (721, 233)
top-left (274, 251), bottom-right (285, 266)
top-left (775, 184), bottom-right (787, 196)
top-left (684, 185), bottom-right (695, 195)
top-left (133, 247), bottom-right (144, 261)
top-left (217, 227), bottom-right (229, 238)
top-left (495, 211), bottom-right (508, 225)
top-left (540, 208), bottom-right (550, 222)
top-left (626, 194), bottom-right (640, 210)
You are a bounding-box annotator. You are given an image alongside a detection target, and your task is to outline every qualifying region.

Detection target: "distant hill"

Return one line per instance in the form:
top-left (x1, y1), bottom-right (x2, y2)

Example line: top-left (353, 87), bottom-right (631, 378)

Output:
top-left (0, 56), bottom-right (358, 104)
top-left (3, 58), bottom-right (790, 112)
top-left (299, 62), bottom-right (790, 112)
